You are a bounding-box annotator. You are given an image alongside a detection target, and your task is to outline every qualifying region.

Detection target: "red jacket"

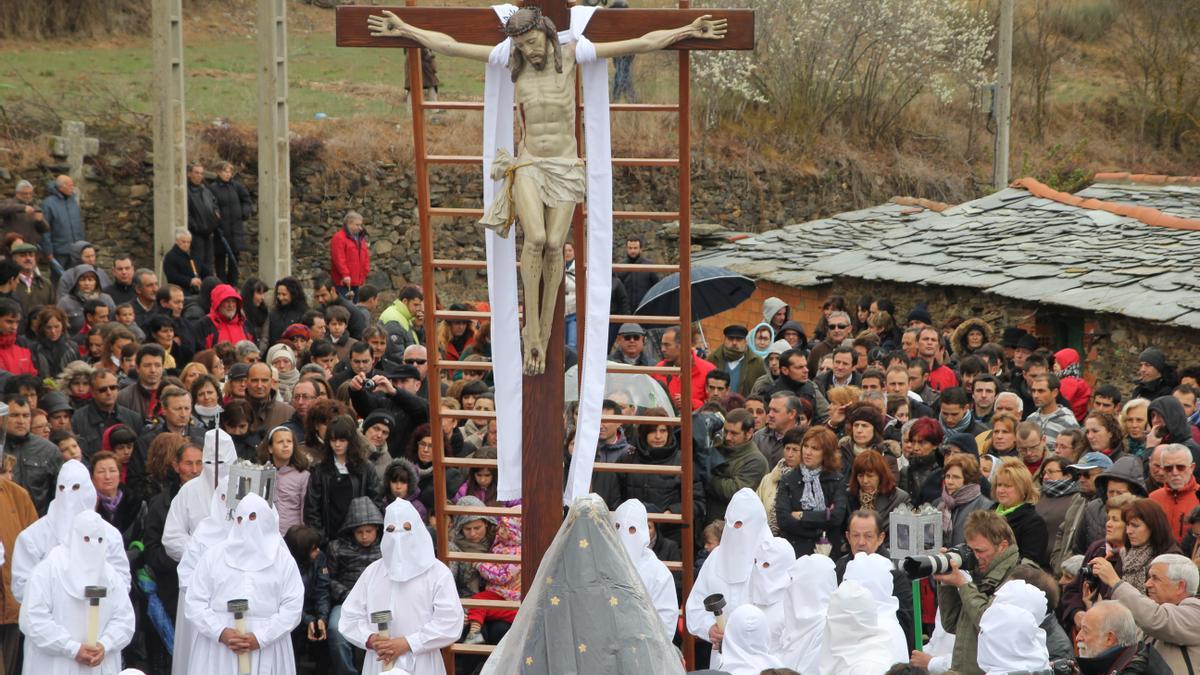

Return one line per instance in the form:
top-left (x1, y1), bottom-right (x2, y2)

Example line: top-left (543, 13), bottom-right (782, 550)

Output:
top-left (0, 332), bottom-right (36, 376)
top-left (654, 351), bottom-right (715, 411)
top-left (330, 227), bottom-right (370, 287)
top-left (1054, 348), bottom-right (1092, 423)
top-left (196, 284), bottom-right (253, 349)
top-left (1150, 478), bottom-right (1200, 544)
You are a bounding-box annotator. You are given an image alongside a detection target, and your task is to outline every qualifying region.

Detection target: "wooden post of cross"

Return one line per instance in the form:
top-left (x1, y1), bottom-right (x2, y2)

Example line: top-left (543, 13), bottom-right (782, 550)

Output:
top-left (335, 0), bottom-right (753, 594)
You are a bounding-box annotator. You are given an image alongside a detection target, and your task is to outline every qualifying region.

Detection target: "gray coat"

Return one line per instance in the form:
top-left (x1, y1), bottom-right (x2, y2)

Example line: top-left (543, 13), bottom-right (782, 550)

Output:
top-left (948, 492), bottom-right (995, 547)
top-left (41, 181), bottom-right (83, 257)
top-left (6, 434), bottom-right (63, 515)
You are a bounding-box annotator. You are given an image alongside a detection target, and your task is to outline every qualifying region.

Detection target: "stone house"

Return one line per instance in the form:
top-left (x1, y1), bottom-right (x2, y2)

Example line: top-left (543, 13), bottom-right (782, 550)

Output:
top-left (693, 173), bottom-right (1200, 391)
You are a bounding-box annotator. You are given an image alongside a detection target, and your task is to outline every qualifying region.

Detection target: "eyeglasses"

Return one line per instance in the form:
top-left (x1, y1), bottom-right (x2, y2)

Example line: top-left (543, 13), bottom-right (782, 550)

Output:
top-left (1162, 464), bottom-right (1192, 473)
top-left (404, 358), bottom-right (427, 365)
top-left (828, 323), bottom-right (850, 330)
top-left (621, 335), bottom-right (643, 341)
top-left (95, 385), bottom-right (119, 393)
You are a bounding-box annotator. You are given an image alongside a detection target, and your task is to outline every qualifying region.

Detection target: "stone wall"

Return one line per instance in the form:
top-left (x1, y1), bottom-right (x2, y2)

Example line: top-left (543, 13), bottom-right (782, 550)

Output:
top-left (698, 276), bottom-right (1200, 396)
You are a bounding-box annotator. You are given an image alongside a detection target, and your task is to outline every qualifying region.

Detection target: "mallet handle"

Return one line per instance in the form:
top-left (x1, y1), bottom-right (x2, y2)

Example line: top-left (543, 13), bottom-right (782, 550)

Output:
top-left (86, 604), bottom-right (100, 647)
top-left (234, 615), bottom-right (250, 675)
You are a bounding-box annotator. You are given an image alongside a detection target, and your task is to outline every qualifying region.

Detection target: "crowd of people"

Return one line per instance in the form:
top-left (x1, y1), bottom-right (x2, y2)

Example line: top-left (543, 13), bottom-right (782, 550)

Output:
top-left (2, 168), bottom-right (1200, 675)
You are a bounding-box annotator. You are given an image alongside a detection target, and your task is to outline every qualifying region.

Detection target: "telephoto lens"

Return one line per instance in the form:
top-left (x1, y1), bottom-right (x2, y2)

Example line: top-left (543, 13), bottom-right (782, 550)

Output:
top-left (902, 543), bottom-right (976, 578)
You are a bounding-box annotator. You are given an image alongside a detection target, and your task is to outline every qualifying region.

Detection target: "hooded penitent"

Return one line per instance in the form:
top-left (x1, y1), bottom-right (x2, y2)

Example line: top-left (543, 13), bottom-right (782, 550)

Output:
top-left (381, 499), bottom-right (436, 583)
top-left (64, 510), bottom-right (109, 599)
top-left (47, 459), bottom-right (98, 547)
top-left (177, 485), bottom-right (230, 588)
top-left (709, 488), bottom-right (770, 585)
top-left (719, 605), bottom-right (777, 675)
top-left (611, 498), bottom-right (677, 641)
top-left (750, 536), bottom-right (797, 655)
top-left (202, 428), bottom-right (233, 492)
top-left (223, 494), bottom-right (282, 572)
top-left (818, 580), bottom-right (897, 675)
top-left (977, 602), bottom-right (1050, 675)
top-left (779, 554), bottom-right (837, 673)
top-left (842, 551), bottom-right (909, 663)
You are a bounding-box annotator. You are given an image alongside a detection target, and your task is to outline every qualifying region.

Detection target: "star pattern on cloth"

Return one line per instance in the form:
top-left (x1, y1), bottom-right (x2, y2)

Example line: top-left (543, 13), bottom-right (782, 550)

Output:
top-left (545, 576), bottom-right (554, 585)
top-left (608, 596), bottom-right (619, 606)
top-left (550, 596), bottom-right (560, 606)
top-left (525, 656), bottom-right (534, 666)
top-left (578, 643), bottom-right (588, 654)
top-left (579, 538), bottom-right (589, 549)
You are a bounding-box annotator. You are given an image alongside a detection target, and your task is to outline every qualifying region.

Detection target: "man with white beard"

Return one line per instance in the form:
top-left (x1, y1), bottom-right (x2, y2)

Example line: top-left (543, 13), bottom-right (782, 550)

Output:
top-left (184, 494), bottom-right (303, 674)
top-left (162, 428), bottom-right (232, 561)
top-left (612, 499), bottom-right (677, 642)
top-left (18, 510), bottom-right (135, 674)
top-left (339, 499), bottom-right (463, 674)
top-left (686, 488), bottom-right (770, 668)
top-left (11, 460), bottom-right (129, 603)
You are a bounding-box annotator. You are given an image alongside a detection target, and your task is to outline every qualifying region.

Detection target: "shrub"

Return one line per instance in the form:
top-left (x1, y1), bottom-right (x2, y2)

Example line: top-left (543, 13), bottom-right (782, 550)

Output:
top-left (1048, 0), bottom-right (1118, 43)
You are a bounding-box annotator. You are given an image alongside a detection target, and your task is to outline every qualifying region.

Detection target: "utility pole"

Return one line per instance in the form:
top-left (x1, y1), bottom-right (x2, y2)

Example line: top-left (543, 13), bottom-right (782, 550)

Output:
top-left (993, 0), bottom-right (1013, 190)
top-left (152, 0), bottom-right (186, 280)
top-left (257, 0), bottom-right (292, 283)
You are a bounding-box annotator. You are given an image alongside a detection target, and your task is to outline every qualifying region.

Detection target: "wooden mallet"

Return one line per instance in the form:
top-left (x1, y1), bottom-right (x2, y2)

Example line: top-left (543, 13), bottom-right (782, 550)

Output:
top-left (370, 609), bottom-right (394, 669)
top-left (84, 586), bottom-right (106, 647)
top-left (703, 593), bottom-right (726, 651)
top-left (227, 598), bottom-right (251, 675)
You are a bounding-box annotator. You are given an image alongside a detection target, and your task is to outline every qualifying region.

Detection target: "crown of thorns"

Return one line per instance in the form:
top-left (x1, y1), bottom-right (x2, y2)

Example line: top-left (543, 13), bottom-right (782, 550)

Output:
top-left (503, 7), bottom-right (553, 37)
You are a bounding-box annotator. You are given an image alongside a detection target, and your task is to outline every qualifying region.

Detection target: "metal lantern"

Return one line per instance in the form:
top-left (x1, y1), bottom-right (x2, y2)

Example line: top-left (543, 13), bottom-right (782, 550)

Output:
top-left (887, 504), bottom-right (943, 562)
top-left (225, 459), bottom-right (278, 513)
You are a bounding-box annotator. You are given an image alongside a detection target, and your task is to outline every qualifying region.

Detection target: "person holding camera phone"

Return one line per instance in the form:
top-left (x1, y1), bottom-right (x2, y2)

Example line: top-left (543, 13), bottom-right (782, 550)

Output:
top-left (913, 509), bottom-right (1039, 674)
top-left (1060, 492), bottom-right (1140, 631)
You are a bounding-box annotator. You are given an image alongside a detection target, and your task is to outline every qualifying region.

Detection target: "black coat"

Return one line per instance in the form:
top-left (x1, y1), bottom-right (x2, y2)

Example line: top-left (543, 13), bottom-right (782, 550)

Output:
top-left (30, 335), bottom-right (79, 378)
top-left (209, 177), bottom-right (252, 251)
top-left (162, 245), bottom-right (210, 292)
top-left (348, 386), bottom-right (429, 458)
top-left (70, 402), bottom-right (144, 462)
top-left (775, 468), bottom-right (848, 557)
top-left (303, 460), bottom-right (384, 543)
top-left (141, 475), bottom-right (183, 619)
top-left (617, 254), bottom-right (661, 309)
top-left (186, 182), bottom-right (220, 236)
top-left (96, 492), bottom-right (145, 546)
top-left (267, 304), bottom-right (307, 345)
top-left (607, 435), bottom-right (705, 544)
top-left (1004, 502), bottom-right (1050, 570)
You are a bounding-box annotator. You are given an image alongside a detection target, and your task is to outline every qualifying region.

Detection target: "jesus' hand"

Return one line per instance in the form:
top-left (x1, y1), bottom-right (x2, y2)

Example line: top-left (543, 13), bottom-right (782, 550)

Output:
top-left (686, 15), bottom-right (728, 41)
top-left (368, 10), bottom-right (411, 39)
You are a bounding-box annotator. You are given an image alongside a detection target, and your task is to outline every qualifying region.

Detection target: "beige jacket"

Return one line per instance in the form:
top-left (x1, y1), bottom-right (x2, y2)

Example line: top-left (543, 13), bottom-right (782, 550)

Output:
top-left (756, 460), bottom-right (792, 535)
top-left (1112, 580), bottom-right (1200, 674)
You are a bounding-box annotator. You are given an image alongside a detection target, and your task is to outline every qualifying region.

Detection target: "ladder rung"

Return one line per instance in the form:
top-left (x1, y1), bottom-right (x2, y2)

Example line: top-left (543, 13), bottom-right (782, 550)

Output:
top-left (446, 550), bottom-right (520, 564)
top-left (433, 259), bottom-right (488, 270)
top-left (438, 360), bottom-right (494, 371)
top-left (434, 310), bottom-right (494, 321)
top-left (609, 314), bottom-right (679, 325)
top-left (613, 210), bottom-right (680, 221)
top-left (450, 643), bottom-right (497, 655)
top-left (648, 512), bottom-right (684, 524)
top-left (424, 101), bottom-right (484, 111)
top-left (606, 364), bottom-right (679, 376)
top-left (461, 597), bottom-right (522, 610)
top-left (444, 503), bottom-right (520, 517)
top-left (611, 263), bottom-right (680, 274)
top-left (429, 207), bottom-right (483, 218)
top-left (418, 102), bottom-right (678, 113)
top-left (665, 561), bottom-right (683, 572)
top-left (602, 414), bottom-right (681, 425)
top-left (441, 409), bottom-right (496, 420)
top-left (425, 155), bottom-right (677, 169)
top-left (443, 456), bottom-right (498, 469)
top-left (593, 461), bottom-right (682, 476)
top-left (426, 154), bottom-right (478, 165)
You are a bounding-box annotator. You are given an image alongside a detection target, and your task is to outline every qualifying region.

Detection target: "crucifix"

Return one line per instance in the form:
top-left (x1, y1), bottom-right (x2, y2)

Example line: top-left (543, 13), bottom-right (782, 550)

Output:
top-left (48, 121), bottom-right (99, 202)
top-left (336, 0), bottom-right (752, 613)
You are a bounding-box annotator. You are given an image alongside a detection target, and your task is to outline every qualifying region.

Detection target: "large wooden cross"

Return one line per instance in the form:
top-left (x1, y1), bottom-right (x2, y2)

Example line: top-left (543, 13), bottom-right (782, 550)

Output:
top-left (335, 0), bottom-right (752, 595)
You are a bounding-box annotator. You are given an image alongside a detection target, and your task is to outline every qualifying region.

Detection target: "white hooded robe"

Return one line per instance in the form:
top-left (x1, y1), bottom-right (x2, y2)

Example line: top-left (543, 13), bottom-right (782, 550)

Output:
top-left (183, 494), bottom-right (303, 675)
top-left (612, 499), bottom-right (677, 642)
top-left (172, 485), bottom-right (230, 675)
top-left (163, 429), bottom-right (232, 561)
top-left (339, 500), bottom-right (463, 675)
top-left (18, 510), bottom-right (135, 675)
top-left (718, 605), bottom-right (778, 675)
top-left (748, 537), bottom-right (797, 655)
top-left (11, 460), bottom-right (129, 603)
top-left (778, 554), bottom-right (837, 673)
top-left (842, 551), bottom-right (910, 663)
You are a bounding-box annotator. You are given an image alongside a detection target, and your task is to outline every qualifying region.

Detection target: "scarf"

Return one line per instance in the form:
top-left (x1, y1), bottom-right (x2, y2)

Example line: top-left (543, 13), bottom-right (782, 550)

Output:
top-left (942, 410), bottom-right (975, 435)
top-left (995, 502), bottom-right (1023, 518)
top-left (98, 488), bottom-right (123, 515)
top-left (1056, 362), bottom-right (1082, 379)
top-left (1041, 478), bottom-right (1080, 498)
top-left (858, 490), bottom-right (876, 512)
top-left (1126, 438), bottom-right (1147, 459)
top-left (1121, 545), bottom-right (1155, 593)
top-left (799, 466), bottom-right (825, 510)
top-left (941, 482), bottom-right (982, 536)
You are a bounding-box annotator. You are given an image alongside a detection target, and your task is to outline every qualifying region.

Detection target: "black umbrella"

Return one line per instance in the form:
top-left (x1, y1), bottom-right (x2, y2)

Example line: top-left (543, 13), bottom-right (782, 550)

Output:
top-left (634, 266), bottom-right (755, 321)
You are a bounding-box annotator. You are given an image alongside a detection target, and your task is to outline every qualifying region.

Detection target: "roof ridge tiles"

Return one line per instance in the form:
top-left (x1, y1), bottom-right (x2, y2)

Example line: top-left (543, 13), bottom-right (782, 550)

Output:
top-left (1092, 172), bottom-right (1200, 186)
top-left (1010, 177), bottom-right (1200, 232)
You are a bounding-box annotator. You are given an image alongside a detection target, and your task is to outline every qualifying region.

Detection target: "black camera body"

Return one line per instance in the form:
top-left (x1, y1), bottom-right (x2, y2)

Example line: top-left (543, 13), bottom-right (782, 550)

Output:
top-left (902, 543), bottom-right (978, 579)
top-left (363, 378), bottom-right (377, 392)
top-left (1079, 563), bottom-right (1100, 587)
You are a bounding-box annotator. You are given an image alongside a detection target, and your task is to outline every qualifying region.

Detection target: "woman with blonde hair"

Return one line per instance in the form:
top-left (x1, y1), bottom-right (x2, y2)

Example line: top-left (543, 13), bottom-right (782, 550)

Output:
top-left (178, 362), bottom-right (208, 390)
top-left (1119, 398), bottom-right (1150, 459)
top-left (993, 457), bottom-right (1049, 569)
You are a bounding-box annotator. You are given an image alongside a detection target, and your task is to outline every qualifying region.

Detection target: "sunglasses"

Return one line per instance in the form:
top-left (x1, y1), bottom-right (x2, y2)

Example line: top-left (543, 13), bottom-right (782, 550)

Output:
top-left (621, 334), bottom-right (643, 341)
top-left (1163, 464), bottom-right (1192, 473)
top-left (95, 385), bottom-right (119, 393)
top-left (404, 358), bottom-right (427, 365)
top-left (828, 323), bottom-right (850, 330)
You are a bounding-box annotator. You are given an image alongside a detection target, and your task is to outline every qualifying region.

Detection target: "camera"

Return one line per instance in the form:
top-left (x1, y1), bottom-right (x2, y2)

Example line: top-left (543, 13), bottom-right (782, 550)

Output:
top-left (1080, 563), bottom-right (1100, 587)
top-left (902, 543), bottom-right (977, 579)
top-left (363, 378), bottom-right (376, 392)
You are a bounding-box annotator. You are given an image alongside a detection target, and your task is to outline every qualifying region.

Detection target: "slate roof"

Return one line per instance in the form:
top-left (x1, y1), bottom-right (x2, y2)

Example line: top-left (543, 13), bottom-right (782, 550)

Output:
top-left (693, 180), bottom-right (1200, 330)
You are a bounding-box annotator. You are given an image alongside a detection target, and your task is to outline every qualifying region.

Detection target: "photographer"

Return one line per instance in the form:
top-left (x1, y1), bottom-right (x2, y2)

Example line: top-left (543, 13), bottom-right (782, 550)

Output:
top-left (1075, 601), bottom-right (1171, 674)
top-left (927, 509), bottom-right (1039, 675)
top-left (1090, 552), bottom-right (1200, 673)
top-left (347, 365), bottom-right (429, 458)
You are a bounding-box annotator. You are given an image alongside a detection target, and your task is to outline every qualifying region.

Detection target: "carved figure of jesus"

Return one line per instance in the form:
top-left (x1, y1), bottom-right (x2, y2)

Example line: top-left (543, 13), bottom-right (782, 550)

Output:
top-left (368, 7), bottom-right (726, 375)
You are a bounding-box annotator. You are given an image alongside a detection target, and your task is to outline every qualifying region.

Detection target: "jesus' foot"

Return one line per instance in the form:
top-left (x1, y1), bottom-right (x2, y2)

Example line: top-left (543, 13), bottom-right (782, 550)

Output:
top-left (523, 344), bottom-right (545, 376)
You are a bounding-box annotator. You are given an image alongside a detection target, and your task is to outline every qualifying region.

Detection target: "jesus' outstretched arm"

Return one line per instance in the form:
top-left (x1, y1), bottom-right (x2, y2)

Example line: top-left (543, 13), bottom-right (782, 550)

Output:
top-left (592, 14), bottom-right (728, 59)
top-left (367, 10), bottom-right (494, 62)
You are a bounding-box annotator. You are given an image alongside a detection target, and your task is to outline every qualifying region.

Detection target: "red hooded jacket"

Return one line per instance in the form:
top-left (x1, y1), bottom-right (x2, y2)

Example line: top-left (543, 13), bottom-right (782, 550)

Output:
top-left (0, 332), bottom-right (36, 376)
top-left (1054, 348), bottom-right (1092, 423)
top-left (198, 284), bottom-right (253, 349)
top-left (330, 226), bottom-right (370, 287)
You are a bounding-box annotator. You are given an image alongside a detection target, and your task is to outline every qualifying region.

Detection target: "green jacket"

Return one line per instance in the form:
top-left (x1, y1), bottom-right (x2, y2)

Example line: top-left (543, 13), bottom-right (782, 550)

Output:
top-left (379, 300), bottom-right (419, 348)
top-left (938, 544), bottom-right (1039, 675)
top-left (707, 346), bottom-right (767, 398)
top-left (705, 439), bottom-right (768, 523)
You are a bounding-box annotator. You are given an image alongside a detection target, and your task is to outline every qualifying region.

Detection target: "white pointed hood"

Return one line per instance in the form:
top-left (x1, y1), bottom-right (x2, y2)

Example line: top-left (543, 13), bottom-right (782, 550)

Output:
top-left (977, 601), bottom-right (1050, 675)
top-left (223, 493), bottom-right (281, 571)
top-left (709, 488), bottom-right (769, 584)
top-left (611, 498), bottom-right (658, 576)
top-left (47, 459), bottom-right (98, 547)
top-left (842, 551), bottom-right (908, 663)
top-left (750, 537), bottom-right (795, 606)
top-left (780, 554), bottom-right (838, 673)
top-left (720, 604), bottom-right (776, 675)
top-left (201, 428), bottom-right (233, 491)
top-left (819, 580), bottom-right (896, 675)
top-left (59, 510), bottom-right (109, 599)
top-left (381, 499), bottom-right (436, 582)
top-left (995, 578), bottom-right (1048, 621)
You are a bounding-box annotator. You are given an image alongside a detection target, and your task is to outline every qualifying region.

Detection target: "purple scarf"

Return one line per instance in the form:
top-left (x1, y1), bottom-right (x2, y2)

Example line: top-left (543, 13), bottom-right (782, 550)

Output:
top-left (98, 489), bottom-right (123, 515)
top-left (941, 482), bottom-right (981, 537)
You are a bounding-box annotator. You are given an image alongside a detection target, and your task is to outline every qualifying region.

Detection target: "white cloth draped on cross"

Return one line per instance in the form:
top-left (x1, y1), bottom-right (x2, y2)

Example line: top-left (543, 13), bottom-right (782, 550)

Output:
top-left (484, 4), bottom-right (614, 505)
